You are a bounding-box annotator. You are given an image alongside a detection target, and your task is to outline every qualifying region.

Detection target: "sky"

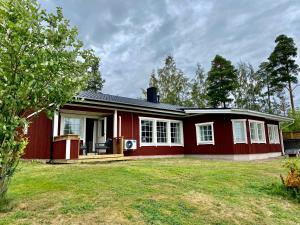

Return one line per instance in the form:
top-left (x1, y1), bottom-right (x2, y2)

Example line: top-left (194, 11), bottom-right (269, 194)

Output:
top-left (39, 0), bottom-right (300, 106)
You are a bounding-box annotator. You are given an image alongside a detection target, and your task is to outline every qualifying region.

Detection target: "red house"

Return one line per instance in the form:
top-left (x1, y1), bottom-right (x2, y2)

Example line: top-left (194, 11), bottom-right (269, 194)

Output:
top-left (24, 87), bottom-right (292, 161)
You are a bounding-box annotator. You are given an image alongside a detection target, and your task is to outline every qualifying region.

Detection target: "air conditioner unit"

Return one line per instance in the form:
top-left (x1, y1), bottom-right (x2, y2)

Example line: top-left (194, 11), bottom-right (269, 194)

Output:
top-left (124, 139), bottom-right (137, 151)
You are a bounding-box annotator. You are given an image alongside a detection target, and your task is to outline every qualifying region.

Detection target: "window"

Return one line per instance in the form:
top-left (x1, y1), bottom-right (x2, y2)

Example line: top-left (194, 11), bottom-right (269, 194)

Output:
top-left (139, 117), bottom-right (183, 146)
top-left (157, 121), bottom-right (167, 143)
top-left (249, 120), bottom-right (266, 143)
top-left (195, 122), bottom-right (214, 145)
top-left (141, 120), bottom-right (153, 144)
top-left (268, 124), bottom-right (280, 144)
top-left (232, 120), bottom-right (247, 144)
top-left (171, 122), bottom-right (181, 144)
top-left (63, 117), bottom-right (81, 135)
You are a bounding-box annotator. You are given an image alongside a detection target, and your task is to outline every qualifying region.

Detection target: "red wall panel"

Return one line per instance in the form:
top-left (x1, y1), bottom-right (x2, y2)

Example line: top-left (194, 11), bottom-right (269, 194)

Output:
top-left (70, 140), bottom-right (79, 159)
top-left (23, 112), bottom-right (52, 159)
top-left (184, 114), bottom-right (282, 155)
top-left (53, 140), bottom-right (66, 159)
top-left (118, 111), bottom-right (185, 156)
top-left (23, 105), bottom-right (282, 159)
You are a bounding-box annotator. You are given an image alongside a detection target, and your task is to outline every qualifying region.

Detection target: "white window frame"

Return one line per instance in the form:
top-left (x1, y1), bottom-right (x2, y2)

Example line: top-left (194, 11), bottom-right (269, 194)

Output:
top-left (231, 119), bottom-right (248, 144)
top-left (139, 117), bottom-right (184, 147)
top-left (249, 120), bottom-right (266, 144)
top-left (267, 124), bottom-right (280, 144)
top-left (60, 114), bottom-right (85, 140)
top-left (195, 122), bottom-right (215, 145)
top-left (60, 113), bottom-right (102, 144)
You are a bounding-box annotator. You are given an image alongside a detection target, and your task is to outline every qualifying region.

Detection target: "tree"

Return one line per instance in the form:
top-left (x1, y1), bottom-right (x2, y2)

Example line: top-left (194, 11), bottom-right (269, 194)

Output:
top-left (268, 34), bottom-right (299, 112)
top-left (0, 0), bottom-right (102, 200)
top-left (84, 58), bottom-right (104, 92)
top-left (206, 55), bottom-right (237, 108)
top-left (233, 62), bottom-right (263, 110)
top-left (282, 109), bottom-right (300, 132)
top-left (190, 64), bottom-right (207, 108)
top-left (145, 56), bottom-right (191, 106)
top-left (256, 62), bottom-right (277, 113)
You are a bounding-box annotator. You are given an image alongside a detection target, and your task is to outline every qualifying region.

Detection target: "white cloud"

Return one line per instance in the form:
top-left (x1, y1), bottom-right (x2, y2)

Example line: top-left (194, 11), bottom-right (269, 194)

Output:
top-left (39, 0), bottom-right (300, 104)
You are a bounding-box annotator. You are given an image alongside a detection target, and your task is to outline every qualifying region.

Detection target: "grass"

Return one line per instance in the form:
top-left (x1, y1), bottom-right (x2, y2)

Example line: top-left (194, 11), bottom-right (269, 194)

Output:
top-left (0, 157), bottom-right (299, 225)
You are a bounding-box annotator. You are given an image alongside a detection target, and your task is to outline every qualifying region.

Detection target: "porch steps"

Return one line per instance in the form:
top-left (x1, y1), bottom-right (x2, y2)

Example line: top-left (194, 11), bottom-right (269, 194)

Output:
top-left (50, 154), bottom-right (133, 164)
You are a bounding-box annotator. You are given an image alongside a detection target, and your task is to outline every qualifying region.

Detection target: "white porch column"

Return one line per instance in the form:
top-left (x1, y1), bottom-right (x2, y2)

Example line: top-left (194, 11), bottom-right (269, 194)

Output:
top-left (113, 110), bottom-right (118, 138)
top-left (118, 116), bottom-right (122, 137)
top-left (66, 139), bottom-right (71, 160)
top-left (53, 111), bottom-right (59, 139)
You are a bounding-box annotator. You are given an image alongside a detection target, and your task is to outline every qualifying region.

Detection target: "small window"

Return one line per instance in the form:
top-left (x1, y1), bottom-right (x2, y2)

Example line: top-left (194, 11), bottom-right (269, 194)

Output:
top-left (63, 117), bottom-right (81, 135)
top-left (196, 122), bottom-right (214, 145)
top-left (141, 120), bottom-right (153, 144)
top-left (268, 124), bottom-right (280, 144)
top-left (157, 121), bottom-right (167, 143)
top-left (171, 122), bottom-right (181, 144)
top-left (249, 120), bottom-right (266, 143)
top-left (232, 120), bottom-right (247, 144)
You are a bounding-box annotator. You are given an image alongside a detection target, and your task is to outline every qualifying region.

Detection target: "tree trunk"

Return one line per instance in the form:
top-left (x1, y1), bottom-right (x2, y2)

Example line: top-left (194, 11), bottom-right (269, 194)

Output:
top-left (288, 81), bottom-right (295, 113)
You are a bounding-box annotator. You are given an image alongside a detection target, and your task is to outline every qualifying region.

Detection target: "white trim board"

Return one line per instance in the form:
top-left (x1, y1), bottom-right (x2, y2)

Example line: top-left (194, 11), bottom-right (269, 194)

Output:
top-left (186, 152), bottom-right (282, 161)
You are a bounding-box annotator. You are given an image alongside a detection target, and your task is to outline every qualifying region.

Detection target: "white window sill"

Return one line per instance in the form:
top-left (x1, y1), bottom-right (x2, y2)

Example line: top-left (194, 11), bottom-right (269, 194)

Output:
top-left (140, 143), bottom-right (184, 147)
top-left (234, 141), bottom-right (247, 144)
top-left (197, 142), bottom-right (214, 145)
top-left (250, 140), bottom-right (266, 144)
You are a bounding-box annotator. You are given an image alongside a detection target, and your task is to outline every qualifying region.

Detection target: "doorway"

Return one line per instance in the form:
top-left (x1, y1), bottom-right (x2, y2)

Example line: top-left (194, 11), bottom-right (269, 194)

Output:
top-left (85, 118), bottom-right (95, 153)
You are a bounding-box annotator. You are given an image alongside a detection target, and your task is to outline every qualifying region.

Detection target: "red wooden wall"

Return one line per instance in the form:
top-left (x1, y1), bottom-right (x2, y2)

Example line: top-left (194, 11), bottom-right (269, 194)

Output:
top-left (22, 105), bottom-right (282, 159)
top-left (183, 114), bottom-right (282, 155)
top-left (118, 111), bottom-right (185, 156)
top-left (23, 112), bottom-right (52, 159)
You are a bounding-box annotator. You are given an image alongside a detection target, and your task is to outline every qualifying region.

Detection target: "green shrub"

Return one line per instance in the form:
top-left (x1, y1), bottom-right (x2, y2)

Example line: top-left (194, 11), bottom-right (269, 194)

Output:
top-left (279, 159), bottom-right (300, 201)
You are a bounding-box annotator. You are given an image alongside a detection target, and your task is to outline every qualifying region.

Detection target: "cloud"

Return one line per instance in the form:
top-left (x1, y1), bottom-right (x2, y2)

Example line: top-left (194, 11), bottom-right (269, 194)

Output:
top-left (39, 0), bottom-right (300, 105)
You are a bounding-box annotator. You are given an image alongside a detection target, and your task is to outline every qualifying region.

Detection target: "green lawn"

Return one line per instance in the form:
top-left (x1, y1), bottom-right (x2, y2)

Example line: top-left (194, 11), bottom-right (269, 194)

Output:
top-left (0, 157), bottom-right (299, 225)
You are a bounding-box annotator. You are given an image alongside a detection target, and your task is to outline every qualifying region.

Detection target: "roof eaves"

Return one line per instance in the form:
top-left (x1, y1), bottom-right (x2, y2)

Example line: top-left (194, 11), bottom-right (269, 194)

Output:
top-left (184, 108), bottom-right (293, 122)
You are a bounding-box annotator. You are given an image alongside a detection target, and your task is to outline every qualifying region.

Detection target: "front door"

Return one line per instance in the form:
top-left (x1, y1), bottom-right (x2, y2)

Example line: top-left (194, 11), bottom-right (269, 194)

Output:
top-left (85, 118), bottom-right (95, 153)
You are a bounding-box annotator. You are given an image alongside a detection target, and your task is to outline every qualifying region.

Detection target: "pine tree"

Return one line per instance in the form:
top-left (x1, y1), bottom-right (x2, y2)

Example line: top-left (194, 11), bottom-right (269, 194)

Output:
top-left (206, 55), bottom-right (237, 108)
top-left (268, 34), bottom-right (299, 112)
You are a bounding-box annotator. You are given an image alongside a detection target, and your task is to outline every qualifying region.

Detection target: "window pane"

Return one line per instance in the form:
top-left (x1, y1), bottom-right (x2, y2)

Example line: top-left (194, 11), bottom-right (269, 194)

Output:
top-left (257, 123), bottom-right (263, 141)
top-left (233, 121), bottom-right (245, 142)
top-left (157, 121), bottom-right (167, 143)
top-left (268, 126), bottom-right (274, 141)
top-left (171, 122), bottom-right (181, 144)
top-left (141, 120), bottom-right (153, 143)
top-left (250, 123), bottom-right (256, 141)
top-left (199, 124), bottom-right (212, 142)
top-left (63, 118), bottom-right (81, 136)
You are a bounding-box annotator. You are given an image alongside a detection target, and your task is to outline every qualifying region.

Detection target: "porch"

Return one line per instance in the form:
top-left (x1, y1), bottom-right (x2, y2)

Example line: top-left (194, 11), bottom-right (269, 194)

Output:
top-left (51, 106), bottom-right (124, 161)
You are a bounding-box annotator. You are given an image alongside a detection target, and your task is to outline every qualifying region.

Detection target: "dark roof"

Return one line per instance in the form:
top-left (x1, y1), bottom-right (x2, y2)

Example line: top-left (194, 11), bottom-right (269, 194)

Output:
top-left (76, 91), bottom-right (184, 112)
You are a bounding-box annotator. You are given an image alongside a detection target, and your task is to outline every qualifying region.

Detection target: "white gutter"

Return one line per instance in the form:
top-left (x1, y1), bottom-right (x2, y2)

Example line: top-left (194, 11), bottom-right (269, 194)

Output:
top-left (184, 108), bottom-right (294, 122)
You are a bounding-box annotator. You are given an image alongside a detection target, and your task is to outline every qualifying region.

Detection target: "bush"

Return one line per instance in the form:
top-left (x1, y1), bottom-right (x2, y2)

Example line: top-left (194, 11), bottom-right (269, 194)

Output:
top-left (282, 159), bottom-right (300, 188)
top-left (280, 159), bottom-right (300, 200)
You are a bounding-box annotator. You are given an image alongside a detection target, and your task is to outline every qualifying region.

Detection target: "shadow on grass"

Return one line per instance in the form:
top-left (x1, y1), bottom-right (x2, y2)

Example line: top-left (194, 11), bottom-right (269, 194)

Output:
top-left (0, 198), bottom-right (16, 213)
